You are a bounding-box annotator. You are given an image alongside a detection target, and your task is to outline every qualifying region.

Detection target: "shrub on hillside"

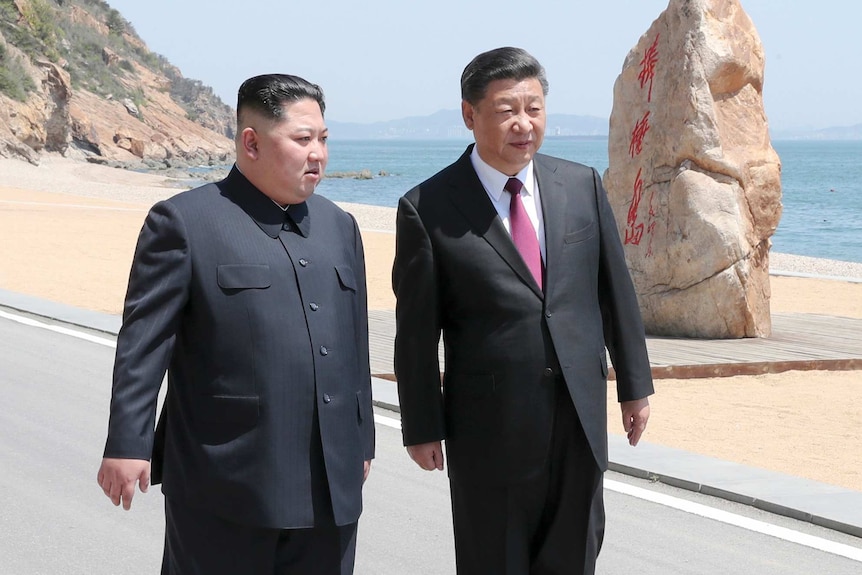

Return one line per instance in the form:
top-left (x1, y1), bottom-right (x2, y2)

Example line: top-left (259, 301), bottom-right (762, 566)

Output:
top-left (0, 42), bottom-right (37, 101)
top-left (0, 0), bottom-right (62, 61)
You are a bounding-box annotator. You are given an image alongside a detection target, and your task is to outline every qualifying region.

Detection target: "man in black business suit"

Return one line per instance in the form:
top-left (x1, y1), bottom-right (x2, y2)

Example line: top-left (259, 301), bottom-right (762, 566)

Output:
top-left (97, 74), bottom-right (374, 574)
top-left (392, 47), bottom-right (654, 574)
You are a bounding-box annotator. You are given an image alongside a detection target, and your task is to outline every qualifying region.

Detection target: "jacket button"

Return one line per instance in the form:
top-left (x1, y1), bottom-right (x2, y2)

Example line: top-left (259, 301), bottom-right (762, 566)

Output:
top-left (299, 258), bottom-right (309, 267)
top-left (543, 367), bottom-right (554, 378)
top-left (320, 346), bottom-right (328, 356)
top-left (309, 302), bottom-right (319, 311)
top-left (545, 310), bottom-right (552, 318)
top-left (323, 393), bottom-right (332, 403)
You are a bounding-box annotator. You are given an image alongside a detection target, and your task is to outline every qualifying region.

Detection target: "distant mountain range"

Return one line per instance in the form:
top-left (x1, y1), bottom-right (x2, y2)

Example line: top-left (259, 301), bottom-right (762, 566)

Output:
top-left (770, 124), bottom-right (862, 141)
top-left (328, 109), bottom-right (862, 141)
top-left (328, 109), bottom-right (609, 140)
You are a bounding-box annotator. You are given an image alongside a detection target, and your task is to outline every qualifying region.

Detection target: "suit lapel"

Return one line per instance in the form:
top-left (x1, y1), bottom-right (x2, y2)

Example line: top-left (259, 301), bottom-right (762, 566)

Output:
top-left (535, 154), bottom-right (567, 297)
top-left (444, 147), bottom-right (543, 299)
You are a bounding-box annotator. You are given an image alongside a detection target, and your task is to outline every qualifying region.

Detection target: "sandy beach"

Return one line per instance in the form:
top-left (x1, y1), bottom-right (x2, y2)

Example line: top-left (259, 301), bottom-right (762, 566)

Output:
top-left (2, 156), bottom-right (860, 492)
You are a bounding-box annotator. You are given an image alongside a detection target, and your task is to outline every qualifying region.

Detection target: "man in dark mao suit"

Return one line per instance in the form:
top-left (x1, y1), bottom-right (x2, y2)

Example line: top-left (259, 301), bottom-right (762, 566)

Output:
top-left (392, 48), bottom-right (654, 574)
top-left (97, 74), bottom-right (374, 575)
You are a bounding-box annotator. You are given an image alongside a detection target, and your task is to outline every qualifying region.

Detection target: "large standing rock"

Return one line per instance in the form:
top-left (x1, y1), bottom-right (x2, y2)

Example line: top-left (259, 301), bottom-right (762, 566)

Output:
top-left (39, 61), bottom-right (72, 154)
top-left (604, 0), bottom-right (782, 338)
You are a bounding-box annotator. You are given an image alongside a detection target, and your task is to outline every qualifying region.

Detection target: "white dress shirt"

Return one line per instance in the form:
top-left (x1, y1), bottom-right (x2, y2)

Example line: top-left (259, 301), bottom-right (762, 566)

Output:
top-left (469, 146), bottom-right (546, 261)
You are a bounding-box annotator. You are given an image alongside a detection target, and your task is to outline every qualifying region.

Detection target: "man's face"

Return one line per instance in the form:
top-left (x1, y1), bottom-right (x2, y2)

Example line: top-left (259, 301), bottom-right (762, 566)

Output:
top-left (242, 98), bottom-right (328, 205)
top-left (462, 77), bottom-right (546, 176)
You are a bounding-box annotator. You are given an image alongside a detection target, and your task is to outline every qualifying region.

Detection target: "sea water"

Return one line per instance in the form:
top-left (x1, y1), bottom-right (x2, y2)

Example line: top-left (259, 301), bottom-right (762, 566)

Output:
top-left (315, 138), bottom-right (861, 264)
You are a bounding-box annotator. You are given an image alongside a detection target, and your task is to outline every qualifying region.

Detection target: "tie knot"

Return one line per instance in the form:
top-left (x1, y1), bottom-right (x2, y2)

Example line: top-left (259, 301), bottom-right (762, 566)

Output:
top-left (504, 177), bottom-right (523, 196)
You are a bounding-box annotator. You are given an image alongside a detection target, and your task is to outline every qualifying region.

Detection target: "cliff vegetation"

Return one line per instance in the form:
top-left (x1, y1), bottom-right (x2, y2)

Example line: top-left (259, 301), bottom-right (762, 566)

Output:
top-left (0, 0), bottom-right (234, 166)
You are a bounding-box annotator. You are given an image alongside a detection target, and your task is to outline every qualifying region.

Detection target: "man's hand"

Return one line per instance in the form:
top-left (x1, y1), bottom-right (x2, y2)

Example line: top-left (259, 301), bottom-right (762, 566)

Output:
top-left (97, 458), bottom-right (150, 510)
top-left (406, 441), bottom-right (444, 471)
top-left (363, 460), bottom-right (372, 482)
top-left (621, 398), bottom-right (650, 446)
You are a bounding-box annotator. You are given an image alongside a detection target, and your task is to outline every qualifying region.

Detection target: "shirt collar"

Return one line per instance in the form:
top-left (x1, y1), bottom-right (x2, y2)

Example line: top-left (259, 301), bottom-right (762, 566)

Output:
top-left (470, 146), bottom-right (535, 200)
top-left (223, 165), bottom-right (310, 238)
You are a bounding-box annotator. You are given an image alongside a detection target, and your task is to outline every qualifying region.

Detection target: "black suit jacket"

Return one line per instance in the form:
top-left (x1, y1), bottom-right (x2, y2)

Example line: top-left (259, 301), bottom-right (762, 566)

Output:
top-left (392, 146), bottom-right (653, 484)
top-left (104, 167), bottom-right (375, 528)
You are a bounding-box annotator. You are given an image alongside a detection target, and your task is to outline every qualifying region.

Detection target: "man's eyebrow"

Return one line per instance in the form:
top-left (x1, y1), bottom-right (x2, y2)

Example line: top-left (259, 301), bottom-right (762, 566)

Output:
top-left (493, 94), bottom-right (542, 104)
top-left (290, 125), bottom-right (327, 132)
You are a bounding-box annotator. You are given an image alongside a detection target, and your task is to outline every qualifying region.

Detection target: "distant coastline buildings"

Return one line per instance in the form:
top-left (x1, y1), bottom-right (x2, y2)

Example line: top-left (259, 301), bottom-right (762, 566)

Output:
top-left (328, 109), bottom-right (610, 140)
top-left (326, 109), bottom-right (862, 140)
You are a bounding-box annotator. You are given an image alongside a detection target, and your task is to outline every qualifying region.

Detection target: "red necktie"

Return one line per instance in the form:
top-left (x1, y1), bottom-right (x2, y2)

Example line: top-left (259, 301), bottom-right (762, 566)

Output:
top-left (505, 177), bottom-right (543, 291)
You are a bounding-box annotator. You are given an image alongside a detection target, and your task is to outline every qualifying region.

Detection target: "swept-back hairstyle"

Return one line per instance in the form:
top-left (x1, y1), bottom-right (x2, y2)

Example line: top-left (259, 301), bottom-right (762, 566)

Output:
top-left (236, 74), bottom-right (325, 124)
top-left (460, 47), bottom-right (549, 105)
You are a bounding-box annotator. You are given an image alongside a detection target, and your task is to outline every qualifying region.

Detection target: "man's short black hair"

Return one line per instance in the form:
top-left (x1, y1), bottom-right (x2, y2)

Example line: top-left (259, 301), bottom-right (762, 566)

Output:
top-left (237, 74), bottom-right (325, 124)
top-left (461, 47), bottom-right (549, 105)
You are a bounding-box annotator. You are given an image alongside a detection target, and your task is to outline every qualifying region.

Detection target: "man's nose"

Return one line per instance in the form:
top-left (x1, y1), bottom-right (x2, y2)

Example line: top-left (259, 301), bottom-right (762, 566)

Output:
top-left (309, 140), bottom-right (326, 160)
top-left (512, 113), bottom-right (531, 132)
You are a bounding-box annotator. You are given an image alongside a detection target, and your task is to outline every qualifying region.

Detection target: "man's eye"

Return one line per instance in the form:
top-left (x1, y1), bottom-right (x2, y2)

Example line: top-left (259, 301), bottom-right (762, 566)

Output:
top-left (320, 136), bottom-right (328, 144)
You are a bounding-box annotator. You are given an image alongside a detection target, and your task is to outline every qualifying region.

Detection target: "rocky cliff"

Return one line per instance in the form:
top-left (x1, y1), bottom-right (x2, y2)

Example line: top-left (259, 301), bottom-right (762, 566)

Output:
top-left (0, 0), bottom-right (234, 166)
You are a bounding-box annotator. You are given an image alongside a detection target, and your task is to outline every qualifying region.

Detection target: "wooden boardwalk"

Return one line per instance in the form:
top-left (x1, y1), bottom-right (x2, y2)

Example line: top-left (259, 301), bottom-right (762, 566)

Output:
top-left (369, 311), bottom-right (862, 380)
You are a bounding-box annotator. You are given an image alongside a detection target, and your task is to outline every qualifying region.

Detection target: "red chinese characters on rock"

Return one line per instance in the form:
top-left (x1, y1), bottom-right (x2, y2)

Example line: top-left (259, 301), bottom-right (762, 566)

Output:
top-left (638, 34), bottom-right (660, 103)
top-left (629, 111), bottom-right (651, 158)
top-left (646, 191), bottom-right (657, 257)
top-left (624, 34), bottom-right (660, 256)
top-left (625, 168), bottom-right (645, 246)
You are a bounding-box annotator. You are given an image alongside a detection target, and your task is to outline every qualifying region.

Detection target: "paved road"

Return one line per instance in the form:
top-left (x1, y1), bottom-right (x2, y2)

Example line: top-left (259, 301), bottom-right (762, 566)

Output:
top-left (1, 312), bottom-right (860, 574)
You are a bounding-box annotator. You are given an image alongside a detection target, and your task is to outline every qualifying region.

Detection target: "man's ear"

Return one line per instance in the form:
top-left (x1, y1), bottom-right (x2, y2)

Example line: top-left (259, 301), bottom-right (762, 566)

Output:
top-left (240, 127), bottom-right (259, 159)
top-left (461, 100), bottom-right (475, 131)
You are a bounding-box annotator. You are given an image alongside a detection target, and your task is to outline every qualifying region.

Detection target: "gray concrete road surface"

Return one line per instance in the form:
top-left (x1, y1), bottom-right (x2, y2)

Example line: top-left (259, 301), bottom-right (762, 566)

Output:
top-left (1, 311), bottom-right (860, 574)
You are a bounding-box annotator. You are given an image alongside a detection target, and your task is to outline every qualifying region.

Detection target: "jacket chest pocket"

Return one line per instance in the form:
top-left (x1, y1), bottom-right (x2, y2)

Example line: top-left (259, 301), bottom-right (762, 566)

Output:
top-left (217, 264), bottom-right (271, 291)
top-left (335, 265), bottom-right (357, 293)
top-left (563, 222), bottom-right (596, 245)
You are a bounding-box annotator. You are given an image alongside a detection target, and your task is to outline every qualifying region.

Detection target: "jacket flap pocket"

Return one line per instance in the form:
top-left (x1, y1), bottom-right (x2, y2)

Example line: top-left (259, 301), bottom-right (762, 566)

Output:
top-left (217, 264), bottom-right (271, 289)
top-left (599, 353), bottom-right (609, 379)
top-left (335, 265), bottom-right (357, 292)
top-left (197, 395), bottom-right (260, 426)
top-left (564, 222), bottom-right (596, 244)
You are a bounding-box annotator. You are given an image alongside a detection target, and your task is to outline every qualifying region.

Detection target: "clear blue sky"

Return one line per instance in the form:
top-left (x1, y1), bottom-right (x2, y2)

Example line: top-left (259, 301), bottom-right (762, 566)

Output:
top-left (105, 0), bottom-right (861, 130)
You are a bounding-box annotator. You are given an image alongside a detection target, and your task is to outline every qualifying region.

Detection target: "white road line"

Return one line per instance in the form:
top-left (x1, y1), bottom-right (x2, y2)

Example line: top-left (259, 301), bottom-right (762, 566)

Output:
top-left (373, 413), bottom-right (403, 429)
top-left (373, 412), bottom-right (862, 562)
top-left (6, 310), bottom-right (860, 562)
top-left (607, 479), bottom-right (862, 562)
top-left (0, 309), bottom-right (116, 348)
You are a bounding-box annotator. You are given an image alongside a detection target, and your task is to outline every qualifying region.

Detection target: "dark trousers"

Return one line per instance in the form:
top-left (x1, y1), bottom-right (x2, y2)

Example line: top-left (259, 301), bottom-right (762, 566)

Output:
top-left (449, 380), bottom-right (605, 575)
top-left (161, 497), bottom-right (358, 575)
